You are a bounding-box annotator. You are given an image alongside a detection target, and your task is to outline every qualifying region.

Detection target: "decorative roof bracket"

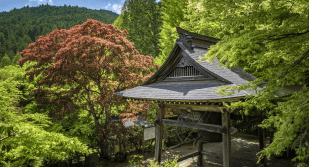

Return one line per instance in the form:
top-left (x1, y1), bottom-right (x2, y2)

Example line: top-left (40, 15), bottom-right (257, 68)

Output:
top-left (176, 33), bottom-right (194, 52)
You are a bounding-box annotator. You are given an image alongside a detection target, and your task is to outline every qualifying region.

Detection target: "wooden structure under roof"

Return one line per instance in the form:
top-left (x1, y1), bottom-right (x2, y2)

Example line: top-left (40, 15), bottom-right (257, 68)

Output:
top-left (114, 27), bottom-right (267, 167)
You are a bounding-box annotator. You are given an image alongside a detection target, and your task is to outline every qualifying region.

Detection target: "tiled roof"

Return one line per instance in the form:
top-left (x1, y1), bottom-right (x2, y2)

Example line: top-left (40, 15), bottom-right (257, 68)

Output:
top-left (114, 28), bottom-right (261, 101)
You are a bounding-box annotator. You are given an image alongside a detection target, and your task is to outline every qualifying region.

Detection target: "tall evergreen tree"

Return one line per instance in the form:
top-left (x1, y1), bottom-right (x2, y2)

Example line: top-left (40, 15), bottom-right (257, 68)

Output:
top-left (12, 51), bottom-right (22, 65)
top-left (155, 0), bottom-right (188, 65)
top-left (0, 32), bottom-right (7, 59)
top-left (0, 53), bottom-right (11, 68)
top-left (114, 0), bottom-right (163, 58)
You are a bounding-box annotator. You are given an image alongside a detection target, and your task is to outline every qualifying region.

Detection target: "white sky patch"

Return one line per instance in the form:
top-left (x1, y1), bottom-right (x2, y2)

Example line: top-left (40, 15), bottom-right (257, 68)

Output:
top-left (105, 3), bottom-right (111, 9)
top-left (48, 0), bottom-right (53, 5)
top-left (112, 4), bottom-right (122, 14)
top-left (28, 0), bottom-right (54, 5)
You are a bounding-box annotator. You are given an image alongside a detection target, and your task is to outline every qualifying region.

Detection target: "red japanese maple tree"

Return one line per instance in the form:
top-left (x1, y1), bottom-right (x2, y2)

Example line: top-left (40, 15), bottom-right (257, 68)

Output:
top-left (18, 19), bottom-right (158, 157)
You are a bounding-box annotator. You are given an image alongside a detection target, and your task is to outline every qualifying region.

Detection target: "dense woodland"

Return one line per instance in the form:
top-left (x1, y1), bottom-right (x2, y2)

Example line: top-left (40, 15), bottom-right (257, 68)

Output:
top-left (0, 4), bottom-right (118, 62)
top-left (1, 0), bottom-right (309, 166)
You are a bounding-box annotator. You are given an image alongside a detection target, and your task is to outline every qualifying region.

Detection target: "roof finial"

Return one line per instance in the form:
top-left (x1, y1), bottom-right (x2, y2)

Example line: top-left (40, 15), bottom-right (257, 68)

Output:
top-left (176, 33), bottom-right (194, 51)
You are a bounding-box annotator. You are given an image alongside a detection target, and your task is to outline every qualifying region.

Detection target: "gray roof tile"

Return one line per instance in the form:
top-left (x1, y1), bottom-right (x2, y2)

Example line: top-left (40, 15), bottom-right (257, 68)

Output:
top-left (114, 28), bottom-right (262, 101)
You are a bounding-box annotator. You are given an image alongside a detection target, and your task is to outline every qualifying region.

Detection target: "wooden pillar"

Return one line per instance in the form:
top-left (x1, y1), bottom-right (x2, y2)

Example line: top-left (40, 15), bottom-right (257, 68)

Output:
top-left (112, 139), bottom-right (115, 155)
top-left (143, 141), bottom-right (145, 153)
top-left (123, 141), bottom-right (125, 153)
top-left (197, 140), bottom-right (204, 167)
top-left (222, 111), bottom-right (231, 167)
top-left (258, 127), bottom-right (267, 166)
top-left (258, 110), bottom-right (267, 167)
top-left (119, 140), bottom-right (122, 152)
top-left (123, 132), bottom-right (126, 153)
top-left (155, 104), bottom-right (165, 164)
top-left (143, 127), bottom-right (145, 153)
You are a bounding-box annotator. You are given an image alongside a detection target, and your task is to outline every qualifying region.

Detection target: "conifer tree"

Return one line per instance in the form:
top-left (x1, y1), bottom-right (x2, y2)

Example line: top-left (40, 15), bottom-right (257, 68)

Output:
top-left (155, 0), bottom-right (188, 65)
top-left (12, 51), bottom-right (22, 65)
top-left (0, 53), bottom-right (11, 68)
top-left (114, 0), bottom-right (162, 58)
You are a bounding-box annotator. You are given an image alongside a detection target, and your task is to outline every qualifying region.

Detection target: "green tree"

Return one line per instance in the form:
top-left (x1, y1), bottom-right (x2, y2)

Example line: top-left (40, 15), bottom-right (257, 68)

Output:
top-left (0, 64), bottom-right (91, 167)
top-left (113, 14), bottom-right (125, 30)
top-left (179, 0), bottom-right (309, 166)
top-left (155, 0), bottom-right (188, 65)
top-left (0, 53), bottom-right (11, 68)
top-left (11, 51), bottom-right (22, 65)
top-left (115, 0), bottom-right (163, 58)
top-left (0, 32), bottom-right (7, 59)
top-left (18, 18), bottom-right (158, 159)
top-left (0, 4), bottom-right (118, 61)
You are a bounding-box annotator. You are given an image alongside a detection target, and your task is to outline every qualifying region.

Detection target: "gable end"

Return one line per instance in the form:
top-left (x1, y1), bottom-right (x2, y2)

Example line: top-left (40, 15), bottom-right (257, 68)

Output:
top-left (163, 57), bottom-right (214, 81)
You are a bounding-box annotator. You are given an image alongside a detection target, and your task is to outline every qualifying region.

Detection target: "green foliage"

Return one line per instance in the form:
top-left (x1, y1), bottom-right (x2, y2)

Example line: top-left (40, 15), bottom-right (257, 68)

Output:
top-left (147, 155), bottom-right (179, 167)
top-left (0, 4), bottom-right (118, 60)
top-left (127, 125), bottom-right (144, 152)
top-left (0, 64), bottom-right (91, 167)
top-left (0, 53), bottom-right (11, 68)
top-left (144, 140), bottom-right (155, 152)
top-left (113, 14), bottom-right (125, 31)
top-left (155, 0), bottom-right (188, 65)
top-left (174, 0), bottom-right (309, 165)
top-left (116, 0), bottom-right (163, 58)
top-left (257, 85), bottom-right (309, 165)
top-left (128, 154), bottom-right (144, 166)
top-left (11, 52), bottom-right (22, 66)
top-left (18, 18), bottom-right (158, 159)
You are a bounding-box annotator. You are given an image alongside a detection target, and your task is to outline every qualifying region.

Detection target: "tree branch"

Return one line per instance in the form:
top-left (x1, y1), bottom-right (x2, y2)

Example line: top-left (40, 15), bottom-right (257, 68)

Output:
top-left (267, 29), bottom-right (309, 42)
top-left (0, 130), bottom-right (27, 142)
top-left (281, 48), bottom-right (309, 78)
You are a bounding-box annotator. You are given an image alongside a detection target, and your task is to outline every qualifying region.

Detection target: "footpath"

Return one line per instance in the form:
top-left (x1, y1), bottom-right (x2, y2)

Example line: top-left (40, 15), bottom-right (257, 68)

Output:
top-left (142, 133), bottom-right (297, 167)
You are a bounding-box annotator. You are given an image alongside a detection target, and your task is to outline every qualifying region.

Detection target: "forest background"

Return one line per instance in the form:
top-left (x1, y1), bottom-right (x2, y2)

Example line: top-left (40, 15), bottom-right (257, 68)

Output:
top-left (1, 0), bottom-right (309, 166)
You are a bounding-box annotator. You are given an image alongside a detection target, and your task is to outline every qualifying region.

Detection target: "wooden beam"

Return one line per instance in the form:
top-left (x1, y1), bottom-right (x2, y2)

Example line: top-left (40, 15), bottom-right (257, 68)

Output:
top-left (177, 151), bottom-right (199, 162)
top-left (222, 110), bottom-right (232, 167)
top-left (161, 119), bottom-right (237, 134)
top-left (123, 96), bottom-right (244, 103)
top-left (164, 103), bottom-right (222, 112)
top-left (155, 104), bottom-right (165, 164)
top-left (168, 139), bottom-right (195, 149)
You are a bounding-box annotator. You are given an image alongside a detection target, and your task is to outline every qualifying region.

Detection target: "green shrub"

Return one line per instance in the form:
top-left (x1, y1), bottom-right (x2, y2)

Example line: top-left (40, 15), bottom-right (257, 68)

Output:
top-left (147, 155), bottom-right (179, 167)
top-left (128, 154), bottom-right (144, 166)
top-left (0, 53), bottom-right (11, 68)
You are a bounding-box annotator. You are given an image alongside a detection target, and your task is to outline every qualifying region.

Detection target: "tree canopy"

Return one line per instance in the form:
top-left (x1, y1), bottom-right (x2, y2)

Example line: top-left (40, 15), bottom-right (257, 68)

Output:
top-left (155, 0), bottom-right (188, 65)
top-left (0, 4), bottom-right (118, 61)
top-left (0, 53), bottom-right (11, 68)
top-left (18, 18), bottom-right (158, 158)
top-left (113, 0), bottom-right (162, 58)
top-left (0, 64), bottom-right (91, 166)
top-left (177, 0), bottom-right (309, 165)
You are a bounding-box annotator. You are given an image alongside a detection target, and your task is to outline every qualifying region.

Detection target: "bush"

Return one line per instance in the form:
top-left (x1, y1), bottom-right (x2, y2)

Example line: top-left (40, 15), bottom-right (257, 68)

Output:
top-left (114, 151), bottom-right (128, 162)
top-left (128, 154), bottom-right (144, 166)
top-left (147, 155), bottom-right (179, 167)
